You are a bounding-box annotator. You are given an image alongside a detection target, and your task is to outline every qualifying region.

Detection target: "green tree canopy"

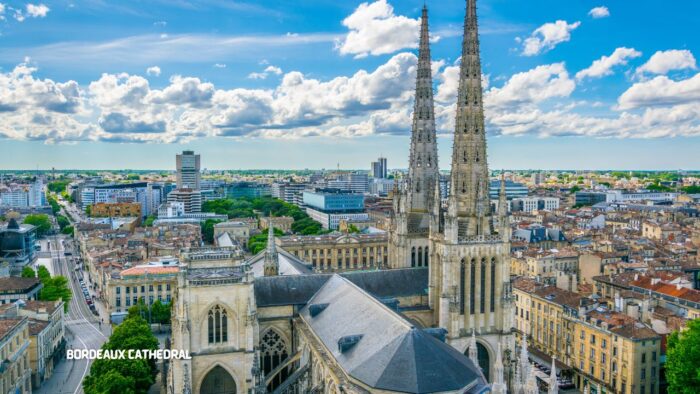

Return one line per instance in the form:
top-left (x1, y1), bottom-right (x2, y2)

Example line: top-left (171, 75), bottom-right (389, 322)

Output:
top-left (666, 319), bottom-right (700, 393)
top-left (83, 315), bottom-right (159, 394)
top-left (23, 214), bottom-right (52, 236)
top-left (202, 219), bottom-right (223, 244)
top-left (47, 180), bottom-right (70, 193)
top-left (21, 266), bottom-right (36, 278)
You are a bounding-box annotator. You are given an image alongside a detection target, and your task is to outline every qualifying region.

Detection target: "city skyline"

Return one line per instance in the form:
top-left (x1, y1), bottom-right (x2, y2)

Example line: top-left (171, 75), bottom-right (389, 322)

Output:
top-left (1, 0), bottom-right (700, 170)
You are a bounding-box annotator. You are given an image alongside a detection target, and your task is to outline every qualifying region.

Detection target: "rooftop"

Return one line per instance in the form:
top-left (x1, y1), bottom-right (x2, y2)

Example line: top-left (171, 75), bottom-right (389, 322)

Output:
top-left (0, 277), bottom-right (41, 293)
top-left (0, 318), bottom-right (25, 339)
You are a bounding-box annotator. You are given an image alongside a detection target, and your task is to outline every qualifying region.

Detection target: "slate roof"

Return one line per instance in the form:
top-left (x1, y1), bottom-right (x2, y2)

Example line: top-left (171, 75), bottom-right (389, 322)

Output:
top-left (247, 247), bottom-right (313, 277)
top-left (254, 267), bottom-right (429, 307)
top-left (299, 275), bottom-right (488, 393)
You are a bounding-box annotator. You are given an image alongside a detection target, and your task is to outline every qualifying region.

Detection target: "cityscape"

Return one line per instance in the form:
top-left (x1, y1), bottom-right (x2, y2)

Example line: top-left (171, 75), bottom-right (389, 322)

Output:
top-left (1, 1), bottom-right (700, 394)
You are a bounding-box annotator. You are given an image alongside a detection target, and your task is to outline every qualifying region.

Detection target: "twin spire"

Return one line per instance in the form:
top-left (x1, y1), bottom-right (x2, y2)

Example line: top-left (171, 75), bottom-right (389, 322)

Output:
top-left (264, 219), bottom-right (279, 276)
top-left (405, 4), bottom-right (439, 213)
top-left (408, 0), bottom-right (493, 240)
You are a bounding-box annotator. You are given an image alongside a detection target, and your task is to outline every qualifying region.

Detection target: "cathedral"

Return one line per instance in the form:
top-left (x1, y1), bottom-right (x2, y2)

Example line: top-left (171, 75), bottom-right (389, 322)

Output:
top-left (168, 1), bottom-right (516, 393)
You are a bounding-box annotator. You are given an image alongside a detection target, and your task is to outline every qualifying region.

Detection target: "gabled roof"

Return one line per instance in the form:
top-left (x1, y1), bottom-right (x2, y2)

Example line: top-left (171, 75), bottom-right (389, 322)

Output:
top-left (254, 267), bottom-right (429, 307)
top-left (299, 275), bottom-right (487, 393)
top-left (247, 246), bottom-right (313, 277)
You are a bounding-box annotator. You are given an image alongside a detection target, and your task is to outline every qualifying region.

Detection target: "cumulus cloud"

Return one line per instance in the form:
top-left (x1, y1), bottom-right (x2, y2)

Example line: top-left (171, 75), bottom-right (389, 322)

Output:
top-left (247, 65), bottom-right (283, 79)
top-left (336, 0), bottom-right (420, 58)
top-left (146, 66), bottom-right (161, 76)
top-left (521, 20), bottom-right (580, 56)
top-left (635, 49), bottom-right (697, 76)
top-left (618, 73), bottom-right (700, 110)
top-left (576, 47), bottom-right (642, 81)
top-left (213, 63), bottom-right (227, 68)
top-left (485, 63), bottom-right (575, 108)
top-left (0, 53), bottom-right (418, 143)
top-left (26, 3), bottom-right (49, 18)
top-left (588, 6), bottom-right (610, 19)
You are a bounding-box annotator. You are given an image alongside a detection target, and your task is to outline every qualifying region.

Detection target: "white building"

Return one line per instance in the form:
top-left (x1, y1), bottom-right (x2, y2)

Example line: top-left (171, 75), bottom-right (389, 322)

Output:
top-left (306, 207), bottom-right (369, 230)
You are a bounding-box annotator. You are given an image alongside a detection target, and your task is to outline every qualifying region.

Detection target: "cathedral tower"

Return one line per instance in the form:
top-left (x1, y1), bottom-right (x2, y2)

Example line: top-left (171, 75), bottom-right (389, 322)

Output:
top-left (428, 0), bottom-right (514, 381)
top-left (388, 5), bottom-right (439, 269)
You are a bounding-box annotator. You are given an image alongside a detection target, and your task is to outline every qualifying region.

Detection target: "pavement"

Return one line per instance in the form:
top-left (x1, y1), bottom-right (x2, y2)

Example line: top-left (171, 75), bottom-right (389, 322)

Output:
top-left (34, 235), bottom-right (109, 394)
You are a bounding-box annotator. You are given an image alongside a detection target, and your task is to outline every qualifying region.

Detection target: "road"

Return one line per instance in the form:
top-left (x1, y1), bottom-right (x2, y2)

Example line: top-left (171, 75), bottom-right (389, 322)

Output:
top-left (35, 235), bottom-right (109, 394)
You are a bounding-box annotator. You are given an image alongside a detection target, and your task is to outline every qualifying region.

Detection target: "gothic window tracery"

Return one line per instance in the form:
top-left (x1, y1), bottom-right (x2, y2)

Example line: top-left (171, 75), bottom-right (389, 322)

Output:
top-left (260, 329), bottom-right (289, 390)
top-left (460, 259), bottom-right (466, 315)
top-left (480, 257), bottom-right (486, 313)
top-left (490, 257), bottom-right (496, 312)
top-left (207, 305), bottom-right (228, 344)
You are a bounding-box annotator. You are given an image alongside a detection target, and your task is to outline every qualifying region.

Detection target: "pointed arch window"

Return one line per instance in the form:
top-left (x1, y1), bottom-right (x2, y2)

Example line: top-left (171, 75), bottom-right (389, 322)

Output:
top-left (462, 151), bottom-right (468, 164)
top-left (208, 305), bottom-right (228, 344)
top-left (417, 247), bottom-right (423, 267)
top-left (424, 247), bottom-right (429, 267)
top-left (470, 259), bottom-right (476, 314)
top-left (490, 257), bottom-right (496, 312)
top-left (460, 259), bottom-right (466, 315)
top-left (480, 258), bottom-right (486, 313)
top-left (411, 247), bottom-right (416, 267)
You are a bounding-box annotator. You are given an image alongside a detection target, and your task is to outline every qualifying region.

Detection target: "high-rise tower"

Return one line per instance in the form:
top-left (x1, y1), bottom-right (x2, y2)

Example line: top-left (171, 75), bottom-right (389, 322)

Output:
top-left (176, 150), bottom-right (201, 190)
top-left (428, 0), bottom-right (513, 381)
top-left (388, 5), bottom-right (440, 269)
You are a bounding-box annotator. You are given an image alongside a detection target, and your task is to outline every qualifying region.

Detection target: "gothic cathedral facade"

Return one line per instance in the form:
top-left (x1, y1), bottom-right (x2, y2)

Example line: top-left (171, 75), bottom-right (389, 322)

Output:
top-left (389, 0), bottom-right (515, 380)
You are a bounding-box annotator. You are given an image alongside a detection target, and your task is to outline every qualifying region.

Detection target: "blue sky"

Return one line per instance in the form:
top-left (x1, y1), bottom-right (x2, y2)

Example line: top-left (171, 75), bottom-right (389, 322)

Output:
top-left (0, 0), bottom-right (699, 170)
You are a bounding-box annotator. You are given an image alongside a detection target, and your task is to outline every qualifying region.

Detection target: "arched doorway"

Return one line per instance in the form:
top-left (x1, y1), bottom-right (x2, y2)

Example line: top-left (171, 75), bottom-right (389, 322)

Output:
top-left (200, 366), bottom-right (236, 394)
top-left (477, 342), bottom-right (490, 382)
top-left (260, 329), bottom-right (290, 391)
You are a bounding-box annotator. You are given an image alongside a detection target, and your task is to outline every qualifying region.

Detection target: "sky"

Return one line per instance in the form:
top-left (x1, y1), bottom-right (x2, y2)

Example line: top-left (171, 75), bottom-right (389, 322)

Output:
top-left (0, 0), bottom-right (699, 170)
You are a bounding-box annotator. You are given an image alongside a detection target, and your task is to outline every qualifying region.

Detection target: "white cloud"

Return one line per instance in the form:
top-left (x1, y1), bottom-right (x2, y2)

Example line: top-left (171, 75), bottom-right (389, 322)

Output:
top-left (485, 63), bottom-right (575, 108)
top-left (0, 3), bottom-right (5, 15)
top-left (26, 3), bottom-right (49, 18)
top-left (153, 21), bottom-right (167, 27)
top-left (265, 66), bottom-right (282, 75)
top-left (146, 66), bottom-right (161, 76)
top-left (576, 47), bottom-right (642, 81)
top-left (336, 0), bottom-right (420, 58)
top-left (618, 73), bottom-right (700, 110)
top-left (588, 6), bottom-right (610, 19)
top-left (0, 53), bottom-right (418, 143)
top-left (214, 63), bottom-right (227, 68)
top-left (635, 49), bottom-right (697, 76)
top-left (521, 20), bottom-right (581, 56)
top-left (248, 65), bottom-right (283, 79)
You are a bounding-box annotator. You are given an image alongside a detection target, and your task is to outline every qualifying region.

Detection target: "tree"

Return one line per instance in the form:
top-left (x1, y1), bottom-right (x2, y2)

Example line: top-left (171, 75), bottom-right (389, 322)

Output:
top-left (202, 219), bottom-right (223, 244)
top-left (23, 214), bottom-right (52, 236)
top-left (569, 185), bottom-right (581, 193)
top-left (39, 276), bottom-right (72, 311)
top-left (85, 204), bottom-right (92, 217)
top-left (61, 225), bottom-right (74, 236)
top-left (142, 215), bottom-right (155, 227)
top-left (683, 185), bottom-right (700, 194)
top-left (47, 195), bottom-right (61, 215)
top-left (21, 266), bottom-right (36, 278)
top-left (666, 319), bottom-right (700, 393)
top-left (47, 180), bottom-right (70, 194)
top-left (83, 369), bottom-right (136, 394)
top-left (83, 315), bottom-right (159, 394)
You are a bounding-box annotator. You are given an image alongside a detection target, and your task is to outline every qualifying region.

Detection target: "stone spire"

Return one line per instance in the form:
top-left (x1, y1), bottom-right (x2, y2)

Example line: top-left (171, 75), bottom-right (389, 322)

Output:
top-left (519, 337), bottom-right (530, 384)
top-left (406, 4), bottom-right (439, 213)
top-left (447, 0), bottom-right (492, 238)
top-left (548, 356), bottom-right (558, 394)
top-left (468, 329), bottom-right (479, 368)
top-left (524, 363), bottom-right (538, 394)
top-left (491, 342), bottom-right (507, 394)
top-left (264, 221), bottom-right (279, 276)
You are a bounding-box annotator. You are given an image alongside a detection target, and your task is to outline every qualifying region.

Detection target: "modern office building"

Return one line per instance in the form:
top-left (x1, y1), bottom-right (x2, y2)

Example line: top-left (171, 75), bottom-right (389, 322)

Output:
top-left (327, 172), bottom-right (369, 194)
top-left (302, 189), bottom-right (365, 212)
top-left (166, 189), bottom-right (203, 214)
top-left (511, 197), bottom-right (560, 212)
top-left (271, 182), bottom-right (308, 204)
top-left (225, 182), bottom-right (271, 199)
top-left (488, 179), bottom-right (528, 200)
top-left (0, 178), bottom-right (46, 209)
top-left (0, 218), bottom-right (37, 275)
top-left (176, 150), bottom-right (201, 190)
top-left (370, 157), bottom-right (388, 179)
top-left (368, 178), bottom-right (394, 196)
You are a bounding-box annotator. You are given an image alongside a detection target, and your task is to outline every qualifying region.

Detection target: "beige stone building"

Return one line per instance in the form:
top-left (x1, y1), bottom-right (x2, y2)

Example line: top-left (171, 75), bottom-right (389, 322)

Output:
top-left (0, 317), bottom-right (31, 394)
top-left (260, 216), bottom-right (294, 233)
top-left (106, 258), bottom-right (180, 314)
top-left (276, 232), bottom-right (388, 272)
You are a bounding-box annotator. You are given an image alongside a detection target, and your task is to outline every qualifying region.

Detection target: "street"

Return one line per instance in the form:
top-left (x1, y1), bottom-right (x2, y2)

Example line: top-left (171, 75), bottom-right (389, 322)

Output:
top-left (34, 235), bottom-right (109, 394)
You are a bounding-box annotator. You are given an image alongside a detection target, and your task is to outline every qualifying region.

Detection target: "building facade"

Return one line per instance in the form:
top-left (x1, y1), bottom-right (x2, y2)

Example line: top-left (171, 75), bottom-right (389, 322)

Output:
top-left (388, 6), bottom-right (439, 271)
top-left (277, 232), bottom-right (388, 271)
top-left (176, 150), bottom-right (201, 190)
top-left (0, 317), bottom-right (31, 394)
